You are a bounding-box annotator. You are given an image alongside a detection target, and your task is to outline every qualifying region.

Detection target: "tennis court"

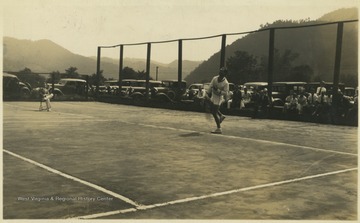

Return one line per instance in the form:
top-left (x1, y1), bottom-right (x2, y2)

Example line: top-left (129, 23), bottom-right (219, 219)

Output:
top-left (2, 101), bottom-right (358, 220)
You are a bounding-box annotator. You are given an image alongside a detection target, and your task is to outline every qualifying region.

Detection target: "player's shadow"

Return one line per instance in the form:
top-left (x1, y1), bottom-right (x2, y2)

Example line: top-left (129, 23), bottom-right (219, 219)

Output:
top-left (179, 132), bottom-right (202, 137)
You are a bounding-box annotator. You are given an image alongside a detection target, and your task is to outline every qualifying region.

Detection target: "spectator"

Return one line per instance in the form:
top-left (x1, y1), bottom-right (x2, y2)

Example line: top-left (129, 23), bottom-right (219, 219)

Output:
top-left (316, 80), bottom-right (327, 95)
top-left (195, 85), bottom-right (206, 107)
top-left (332, 88), bottom-right (352, 120)
top-left (260, 88), bottom-right (272, 114)
top-left (228, 85), bottom-right (242, 109)
top-left (251, 88), bottom-right (261, 118)
top-left (196, 85), bottom-right (206, 98)
top-left (297, 92), bottom-right (308, 115)
top-left (150, 87), bottom-right (158, 99)
top-left (305, 87), bottom-right (318, 114)
top-left (242, 86), bottom-right (251, 109)
top-left (347, 87), bottom-right (358, 124)
top-left (284, 91), bottom-right (298, 113)
top-left (312, 87), bottom-right (330, 116)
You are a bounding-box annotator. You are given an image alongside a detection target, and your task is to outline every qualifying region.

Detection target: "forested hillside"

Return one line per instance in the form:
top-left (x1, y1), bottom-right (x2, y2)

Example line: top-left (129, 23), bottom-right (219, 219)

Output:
top-left (185, 7), bottom-right (358, 86)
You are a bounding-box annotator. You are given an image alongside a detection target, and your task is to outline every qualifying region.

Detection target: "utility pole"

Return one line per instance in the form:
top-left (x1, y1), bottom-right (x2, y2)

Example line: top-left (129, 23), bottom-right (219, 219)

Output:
top-left (156, 66), bottom-right (159, 81)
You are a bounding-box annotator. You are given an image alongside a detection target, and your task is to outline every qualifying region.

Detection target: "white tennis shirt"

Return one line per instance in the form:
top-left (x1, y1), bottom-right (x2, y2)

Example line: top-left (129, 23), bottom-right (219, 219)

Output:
top-left (207, 75), bottom-right (229, 106)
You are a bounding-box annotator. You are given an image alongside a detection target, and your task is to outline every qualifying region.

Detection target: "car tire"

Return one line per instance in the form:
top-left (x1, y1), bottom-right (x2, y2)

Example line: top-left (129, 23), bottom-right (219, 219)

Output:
top-left (167, 91), bottom-right (176, 100)
top-left (21, 89), bottom-right (31, 99)
top-left (132, 94), bottom-right (143, 105)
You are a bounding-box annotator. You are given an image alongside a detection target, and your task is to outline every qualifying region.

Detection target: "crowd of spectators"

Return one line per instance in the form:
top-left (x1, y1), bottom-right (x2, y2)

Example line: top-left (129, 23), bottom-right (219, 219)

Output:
top-left (281, 85), bottom-right (357, 123)
top-left (220, 82), bottom-right (357, 125)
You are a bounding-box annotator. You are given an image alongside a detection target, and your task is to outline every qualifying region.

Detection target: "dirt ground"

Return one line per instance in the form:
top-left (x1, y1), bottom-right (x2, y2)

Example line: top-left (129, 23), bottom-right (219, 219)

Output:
top-left (2, 101), bottom-right (358, 221)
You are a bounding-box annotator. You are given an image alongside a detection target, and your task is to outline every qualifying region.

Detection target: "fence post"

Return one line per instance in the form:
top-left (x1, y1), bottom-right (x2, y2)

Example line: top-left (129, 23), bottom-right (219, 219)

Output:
top-left (333, 22), bottom-right (344, 96)
top-left (119, 45), bottom-right (124, 95)
top-left (96, 47), bottom-right (101, 98)
top-left (51, 73), bottom-right (55, 94)
top-left (267, 28), bottom-right (275, 101)
top-left (85, 75), bottom-right (89, 101)
top-left (178, 39), bottom-right (183, 99)
top-left (145, 43), bottom-right (151, 100)
top-left (220, 34), bottom-right (226, 69)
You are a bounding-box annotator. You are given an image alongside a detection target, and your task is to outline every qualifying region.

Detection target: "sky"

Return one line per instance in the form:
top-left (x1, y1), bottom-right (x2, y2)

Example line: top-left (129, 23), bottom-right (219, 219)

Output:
top-left (2, 0), bottom-right (359, 64)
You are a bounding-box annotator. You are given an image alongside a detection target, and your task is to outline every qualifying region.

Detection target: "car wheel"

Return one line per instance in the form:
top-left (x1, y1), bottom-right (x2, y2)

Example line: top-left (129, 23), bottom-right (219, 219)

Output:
top-left (132, 94), bottom-right (143, 105)
top-left (272, 99), bottom-right (284, 107)
top-left (167, 91), bottom-right (176, 100)
top-left (53, 91), bottom-right (63, 99)
top-left (21, 89), bottom-right (31, 99)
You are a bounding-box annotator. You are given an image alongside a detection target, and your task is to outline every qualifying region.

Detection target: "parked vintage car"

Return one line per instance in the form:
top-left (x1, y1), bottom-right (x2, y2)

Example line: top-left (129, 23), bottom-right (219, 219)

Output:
top-left (104, 80), bottom-right (120, 94)
top-left (243, 82), bottom-right (268, 93)
top-left (187, 83), bottom-right (206, 100)
top-left (161, 80), bottom-right (187, 100)
top-left (50, 78), bottom-right (88, 96)
top-left (271, 82), bottom-right (307, 106)
top-left (118, 79), bottom-right (138, 93)
top-left (135, 80), bottom-right (167, 94)
top-left (344, 87), bottom-right (356, 98)
top-left (119, 79), bottom-right (170, 102)
top-left (3, 73), bottom-right (32, 100)
top-left (98, 85), bottom-right (109, 95)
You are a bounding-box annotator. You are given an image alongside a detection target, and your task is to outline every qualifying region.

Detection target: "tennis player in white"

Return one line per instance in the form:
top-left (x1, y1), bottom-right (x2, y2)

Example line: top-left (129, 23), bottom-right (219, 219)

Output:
top-left (39, 82), bottom-right (54, 112)
top-left (206, 67), bottom-right (230, 134)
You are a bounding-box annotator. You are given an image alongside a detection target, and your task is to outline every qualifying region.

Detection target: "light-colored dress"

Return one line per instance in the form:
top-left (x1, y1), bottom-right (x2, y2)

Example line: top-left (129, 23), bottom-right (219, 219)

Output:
top-left (207, 75), bottom-right (229, 106)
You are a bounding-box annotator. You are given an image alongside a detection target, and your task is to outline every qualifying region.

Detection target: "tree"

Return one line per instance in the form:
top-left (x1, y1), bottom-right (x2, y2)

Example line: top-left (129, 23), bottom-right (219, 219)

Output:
top-left (136, 70), bottom-right (147, 80)
top-left (121, 67), bottom-right (137, 79)
top-left (288, 65), bottom-right (313, 82)
top-left (49, 71), bottom-right (61, 84)
top-left (226, 51), bottom-right (259, 84)
top-left (275, 49), bottom-right (299, 81)
top-left (64, 66), bottom-right (80, 78)
top-left (227, 49), bottom-right (302, 84)
top-left (89, 70), bottom-right (105, 86)
top-left (259, 49), bottom-right (300, 81)
top-left (17, 67), bottom-right (46, 88)
top-left (341, 73), bottom-right (358, 87)
top-left (120, 67), bottom-right (151, 80)
top-left (313, 75), bottom-right (324, 82)
top-left (18, 67), bottom-right (32, 74)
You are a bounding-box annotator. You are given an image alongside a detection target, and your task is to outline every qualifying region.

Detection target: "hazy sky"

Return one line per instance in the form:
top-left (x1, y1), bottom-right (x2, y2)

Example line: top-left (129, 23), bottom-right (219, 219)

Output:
top-left (2, 0), bottom-right (359, 63)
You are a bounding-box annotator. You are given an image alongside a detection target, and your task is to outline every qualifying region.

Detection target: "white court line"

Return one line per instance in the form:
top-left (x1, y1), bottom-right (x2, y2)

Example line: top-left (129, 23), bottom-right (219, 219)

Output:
top-left (3, 149), bottom-right (142, 208)
top-left (49, 111), bottom-right (94, 118)
top-left (75, 167), bottom-right (358, 219)
top-left (127, 121), bottom-right (358, 157)
top-left (3, 115), bottom-right (357, 157)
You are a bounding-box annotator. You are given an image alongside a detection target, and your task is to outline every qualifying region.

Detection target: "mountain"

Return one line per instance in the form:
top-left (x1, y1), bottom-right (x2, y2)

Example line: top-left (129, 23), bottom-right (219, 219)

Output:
top-left (94, 56), bottom-right (203, 80)
top-left (185, 7), bottom-right (358, 85)
top-left (3, 37), bottom-right (202, 80)
top-left (318, 7), bottom-right (358, 22)
top-left (3, 38), bottom-right (96, 74)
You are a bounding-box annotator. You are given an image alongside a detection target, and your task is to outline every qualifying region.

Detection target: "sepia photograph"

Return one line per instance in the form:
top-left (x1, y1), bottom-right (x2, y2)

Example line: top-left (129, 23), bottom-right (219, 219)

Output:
top-left (1, 0), bottom-right (359, 222)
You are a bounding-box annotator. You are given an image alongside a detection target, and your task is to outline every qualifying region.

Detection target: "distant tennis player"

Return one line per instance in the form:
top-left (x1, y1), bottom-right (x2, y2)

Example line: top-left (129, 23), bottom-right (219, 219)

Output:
top-left (39, 82), bottom-right (53, 112)
top-left (205, 67), bottom-right (230, 134)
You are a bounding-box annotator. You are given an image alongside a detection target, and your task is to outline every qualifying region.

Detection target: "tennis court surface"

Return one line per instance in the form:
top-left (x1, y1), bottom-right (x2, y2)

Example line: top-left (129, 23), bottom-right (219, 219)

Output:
top-left (2, 101), bottom-right (358, 220)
